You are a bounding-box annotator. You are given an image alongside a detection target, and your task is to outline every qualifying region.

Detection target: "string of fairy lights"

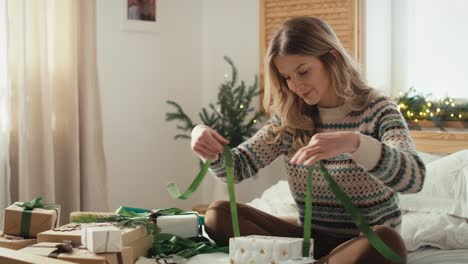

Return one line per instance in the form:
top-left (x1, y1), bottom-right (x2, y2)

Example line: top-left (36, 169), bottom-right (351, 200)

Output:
top-left (395, 88), bottom-right (468, 128)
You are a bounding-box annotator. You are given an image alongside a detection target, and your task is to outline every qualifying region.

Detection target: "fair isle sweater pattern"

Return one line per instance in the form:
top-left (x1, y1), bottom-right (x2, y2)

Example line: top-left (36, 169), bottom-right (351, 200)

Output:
top-left (209, 97), bottom-right (426, 235)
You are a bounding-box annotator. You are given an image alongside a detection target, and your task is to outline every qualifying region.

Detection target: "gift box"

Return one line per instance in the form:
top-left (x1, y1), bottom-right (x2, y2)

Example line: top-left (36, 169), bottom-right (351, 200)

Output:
top-left (0, 232), bottom-right (37, 250)
top-left (229, 235), bottom-right (313, 264)
top-left (2, 202), bottom-right (60, 238)
top-left (126, 234), bottom-right (152, 261)
top-left (19, 242), bottom-right (133, 264)
top-left (0, 247), bottom-right (74, 263)
top-left (38, 222), bottom-right (147, 246)
top-left (70, 211), bottom-right (117, 223)
top-left (81, 225), bottom-right (122, 253)
top-left (156, 213), bottom-right (200, 238)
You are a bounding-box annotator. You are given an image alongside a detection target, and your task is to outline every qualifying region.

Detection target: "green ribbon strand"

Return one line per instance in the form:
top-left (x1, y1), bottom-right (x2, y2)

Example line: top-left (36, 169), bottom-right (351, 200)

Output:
top-left (15, 197), bottom-right (60, 238)
top-left (317, 161), bottom-right (401, 263)
top-left (224, 147), bottom-right (240, 237)
top-left (302, 167), bottom-right (313, 257)
top-left (167, 161), bottom-right (211, 200)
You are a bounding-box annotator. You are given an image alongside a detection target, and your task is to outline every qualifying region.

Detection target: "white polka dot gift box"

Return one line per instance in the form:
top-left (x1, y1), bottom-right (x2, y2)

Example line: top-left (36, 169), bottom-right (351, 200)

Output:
top-left (229, 235), bottom-right (313, 264)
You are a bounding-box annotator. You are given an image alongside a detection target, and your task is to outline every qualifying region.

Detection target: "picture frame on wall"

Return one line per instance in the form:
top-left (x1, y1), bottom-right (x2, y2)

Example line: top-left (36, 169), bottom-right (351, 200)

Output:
top-left (121, 0), bottom-right (159, 33)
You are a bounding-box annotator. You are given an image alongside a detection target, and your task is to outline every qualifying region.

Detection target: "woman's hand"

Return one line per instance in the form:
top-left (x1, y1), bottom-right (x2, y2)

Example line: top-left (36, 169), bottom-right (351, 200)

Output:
top-left (290, 131), bottom-right (360, 166)
top-left (191, 125), bottom-right (230, 160)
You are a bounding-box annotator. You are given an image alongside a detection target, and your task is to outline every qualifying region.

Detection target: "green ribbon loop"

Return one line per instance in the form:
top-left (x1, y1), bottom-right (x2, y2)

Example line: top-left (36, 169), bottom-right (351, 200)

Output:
top-left (317, 161), bottom-right (401, 263)
top-left (302, 167), bottom-right (313, 257)
top-left (167, 161), bottom-right (211, 200)
top-left (15, 197), bottom-right (60, 238)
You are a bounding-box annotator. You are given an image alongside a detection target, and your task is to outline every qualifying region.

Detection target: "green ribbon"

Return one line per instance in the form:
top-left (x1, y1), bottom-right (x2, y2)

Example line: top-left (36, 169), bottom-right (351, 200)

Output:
top-left (150, 233), bottom-right (229, 259)
top-left (317, 161), bottom-right (401, 263)
top-left (15, 197), bottom-right (60, 238)
top-left (302, 167), bottom-right (313, 257)
top-left (224, 147), bottom-right (240, 237)
top-left (167, 161), bottom-right (211, 200)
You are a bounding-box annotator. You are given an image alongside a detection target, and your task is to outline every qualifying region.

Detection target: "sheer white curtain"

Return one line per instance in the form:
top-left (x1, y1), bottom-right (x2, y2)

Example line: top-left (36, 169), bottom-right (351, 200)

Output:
top-left (7, 0), bottom-right (108, 223)
top-left (0, 0), bottom-right (10, 225)
top-left (364, 0), bottom-right (468, 99)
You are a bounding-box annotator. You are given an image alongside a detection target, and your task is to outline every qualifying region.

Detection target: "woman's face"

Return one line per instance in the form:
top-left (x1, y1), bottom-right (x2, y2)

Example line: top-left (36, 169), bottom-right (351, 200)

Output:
top-left (273, 54), bottom-right (340, 108)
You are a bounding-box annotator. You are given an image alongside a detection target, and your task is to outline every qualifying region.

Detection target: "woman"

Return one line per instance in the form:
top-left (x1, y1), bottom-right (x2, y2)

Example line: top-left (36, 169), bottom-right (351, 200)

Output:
top-left (191, 17), bottom-right (425, 264)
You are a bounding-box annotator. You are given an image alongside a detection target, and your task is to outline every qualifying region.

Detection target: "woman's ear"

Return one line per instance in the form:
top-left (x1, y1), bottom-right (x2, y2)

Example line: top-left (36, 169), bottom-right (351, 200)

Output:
top-left (329, 50), bottom-right (339, 59)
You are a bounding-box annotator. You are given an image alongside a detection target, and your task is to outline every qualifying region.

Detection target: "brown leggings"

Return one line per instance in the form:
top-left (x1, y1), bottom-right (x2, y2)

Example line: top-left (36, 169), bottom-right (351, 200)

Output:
top-left (204, 201), bottom-right (407, 264)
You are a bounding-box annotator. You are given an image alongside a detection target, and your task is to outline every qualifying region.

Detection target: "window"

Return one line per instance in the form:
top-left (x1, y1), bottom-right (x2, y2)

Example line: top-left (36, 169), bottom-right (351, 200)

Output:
top-left (364, 0), bottom-right (468, 99)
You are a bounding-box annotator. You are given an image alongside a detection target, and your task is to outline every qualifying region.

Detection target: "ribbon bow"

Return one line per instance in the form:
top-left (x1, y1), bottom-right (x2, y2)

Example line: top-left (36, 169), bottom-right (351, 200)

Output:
top-left (48, 240), bottom-right (78, 258)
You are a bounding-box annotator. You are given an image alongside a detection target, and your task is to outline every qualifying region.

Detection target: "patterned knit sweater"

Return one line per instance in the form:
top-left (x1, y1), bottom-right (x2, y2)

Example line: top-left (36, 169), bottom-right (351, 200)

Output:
top-left (209, 97), bottom-right (426, 235)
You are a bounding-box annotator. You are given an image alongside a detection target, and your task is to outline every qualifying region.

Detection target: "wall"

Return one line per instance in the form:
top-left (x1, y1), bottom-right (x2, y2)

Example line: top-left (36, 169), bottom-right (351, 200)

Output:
top-left (97, 0), bottom-right (286, 211)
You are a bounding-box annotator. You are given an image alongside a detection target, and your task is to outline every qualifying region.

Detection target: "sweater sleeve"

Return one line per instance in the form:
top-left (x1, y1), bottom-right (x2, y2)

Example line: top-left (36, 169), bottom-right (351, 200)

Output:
top-left (351, 101), bottom-right (426, 193)
top-left (209, 116), bottom-right (284, 183)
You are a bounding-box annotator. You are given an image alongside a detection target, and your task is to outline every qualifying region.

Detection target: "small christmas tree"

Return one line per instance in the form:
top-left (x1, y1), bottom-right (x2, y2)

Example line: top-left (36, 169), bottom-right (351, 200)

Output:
top-left (166, 56), bottom-right (265, 148)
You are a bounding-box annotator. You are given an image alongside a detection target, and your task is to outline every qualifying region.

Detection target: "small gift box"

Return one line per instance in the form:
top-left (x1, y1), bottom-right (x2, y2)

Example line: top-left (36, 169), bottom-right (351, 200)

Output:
top-left (38, 223), bottom-right (147, 246)
top-left (81, 225), bottom-right (123, 253)
top-left (0, 232), bottom-right (37, 250)
top-left (19, 242), bottom-right (133, 264)
top-left (2, 198), bottom-right (60, 238)
top-left (229, 235), bottom-right (313, 264)
top-left (0, 247), bottom-right (74, 264)
top-left (156, 213), bottom-right (200, 238)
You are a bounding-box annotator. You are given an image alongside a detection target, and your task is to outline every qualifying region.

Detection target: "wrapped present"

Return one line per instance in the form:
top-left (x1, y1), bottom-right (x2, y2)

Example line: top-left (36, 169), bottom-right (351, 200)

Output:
top-left (81, 225), bottom-right (122, 253)
top-left (70, 211), bottom-right (118, 223)
top-left (2, 198), bottom-right (60, 238)
top-left (0, 232), bottom-right (37, 250)
top-left (0, 247), bottom-right (74, 264)
top-left (229, 235), bottom-right (313, 264)
top-left (19, 242), bottom-right (133, 264)
top-left (126, 235), bottom-right (152, 261)
top-left (156, 213), bottom-right (200, 238)
top-left (38, 223), bottom-right (147, 246)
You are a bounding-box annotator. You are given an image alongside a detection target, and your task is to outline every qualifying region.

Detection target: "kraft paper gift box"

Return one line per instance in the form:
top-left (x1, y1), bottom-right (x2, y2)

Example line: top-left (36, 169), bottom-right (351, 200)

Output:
top-left (38, 223), bottom-right (147, 246)
top-left (81, 226), bottom-right (123, 253)
top-left (19, 242), bottom-right (133, 264)
top-left (156, 213), bottom-right (200, 238)
top-left (0, 247), bottom-right (74, 264)
top-left (3, 203), bottom-right (60, 238)
top-left (0, 232), bottom-right (37, 250)
top-left (229, 235), bottom-right (313, 264)
top-left (126, 234), bottom-right (153, 261)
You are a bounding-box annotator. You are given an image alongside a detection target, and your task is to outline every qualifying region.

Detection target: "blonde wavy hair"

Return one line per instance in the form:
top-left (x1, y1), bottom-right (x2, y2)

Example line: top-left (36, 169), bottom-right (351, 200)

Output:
top-left (263, 16), bottom-right (379, 150)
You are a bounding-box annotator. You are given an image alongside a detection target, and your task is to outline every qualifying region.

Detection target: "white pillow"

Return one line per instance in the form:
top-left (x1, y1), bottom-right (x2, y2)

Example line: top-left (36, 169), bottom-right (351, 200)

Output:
top-left (417, 151), bottom-right (443, 164)
top-left (247, 180), bottom-right (298, 217)
top-left (401, 211), bottom-right (468, 251)
top-left (399, 150), bottom-right (468, 218)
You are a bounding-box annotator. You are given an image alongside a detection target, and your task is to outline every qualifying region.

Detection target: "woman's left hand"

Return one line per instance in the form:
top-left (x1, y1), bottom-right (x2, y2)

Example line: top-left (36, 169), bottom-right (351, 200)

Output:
top-left (290, 131), bottom-right (361, 166)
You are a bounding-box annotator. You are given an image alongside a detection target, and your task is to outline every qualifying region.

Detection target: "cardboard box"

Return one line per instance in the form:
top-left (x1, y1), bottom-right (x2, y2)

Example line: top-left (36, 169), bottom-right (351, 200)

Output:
top-left (19, 242), bottom-right (133, 264)
top-left (0, 233), bottom-right (37, 250)
top-left (3, 204), bottom-right (60, 238)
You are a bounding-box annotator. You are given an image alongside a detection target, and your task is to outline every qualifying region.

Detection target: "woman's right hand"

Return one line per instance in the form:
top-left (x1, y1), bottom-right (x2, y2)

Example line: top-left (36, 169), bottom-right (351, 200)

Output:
top-left (191, 125), bottom-right (230, 160)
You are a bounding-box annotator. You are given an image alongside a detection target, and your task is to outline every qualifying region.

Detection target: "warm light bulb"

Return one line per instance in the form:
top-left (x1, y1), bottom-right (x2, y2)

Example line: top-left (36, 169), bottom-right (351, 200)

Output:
top-left (451, 113), bottom-right (454, 117)
top-left (451, 103), bottom-right (455, 107)
top-left (436, 108), bottom-right (441, 112)
top-left (427, 102), bottom-right (432, 107)
top-left (430, 113), bottom-right (434, 117)
top-left (253, 119), bottom-right (257, 123)
top-left (459, 114), bottom-right (462, 119)
top-left (415, 119), bottom-right (419, 122)
top-left (239, 104), bottom-right (244, 109)
top-left (425, 109), bottom-right (430, 113)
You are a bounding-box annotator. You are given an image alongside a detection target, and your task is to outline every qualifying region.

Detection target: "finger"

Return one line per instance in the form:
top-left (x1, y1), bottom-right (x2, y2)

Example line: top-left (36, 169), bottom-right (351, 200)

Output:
top-left (207, 133), bottom-right (225, 152)
top-left (303, 154), bottom-right (323, 166)
top-left (193, 143), bottom-right (218, 159)
top-left (212, 130), bottom-right (230, 145)
top-left (293, 147), bottom-right (321, 165)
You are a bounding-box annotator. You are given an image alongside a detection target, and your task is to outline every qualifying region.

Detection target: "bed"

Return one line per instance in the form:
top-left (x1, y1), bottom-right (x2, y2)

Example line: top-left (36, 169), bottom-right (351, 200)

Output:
top-left (139, 131), bottom-right (468, 264)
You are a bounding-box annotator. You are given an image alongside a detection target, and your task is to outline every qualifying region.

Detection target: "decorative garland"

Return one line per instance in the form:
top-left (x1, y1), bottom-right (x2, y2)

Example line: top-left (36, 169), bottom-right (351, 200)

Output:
top-left (395, 88), bottom-right (468, 130)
